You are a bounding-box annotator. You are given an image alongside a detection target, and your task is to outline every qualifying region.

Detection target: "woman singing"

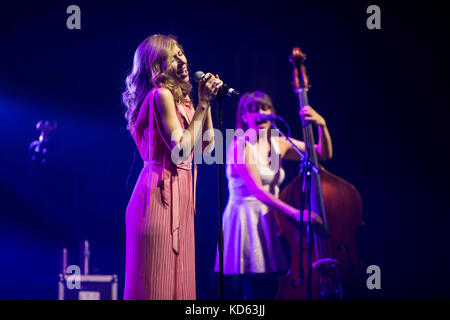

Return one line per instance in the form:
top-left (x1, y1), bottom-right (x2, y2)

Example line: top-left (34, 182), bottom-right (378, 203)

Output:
top-left (217, 91), bottom-right (332, 299)
top-left (122, 34), bottom-right (222, 300)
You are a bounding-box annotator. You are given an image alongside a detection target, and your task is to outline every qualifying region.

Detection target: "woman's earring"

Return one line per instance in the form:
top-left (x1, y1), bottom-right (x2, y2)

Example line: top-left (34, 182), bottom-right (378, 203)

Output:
top-left (242, 117), bottom-right (247, 123)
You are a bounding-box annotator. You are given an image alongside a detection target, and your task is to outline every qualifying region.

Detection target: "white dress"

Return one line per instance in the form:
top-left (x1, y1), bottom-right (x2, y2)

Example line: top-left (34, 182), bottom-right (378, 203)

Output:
top-left (215, 136), bottom-right (288, 274)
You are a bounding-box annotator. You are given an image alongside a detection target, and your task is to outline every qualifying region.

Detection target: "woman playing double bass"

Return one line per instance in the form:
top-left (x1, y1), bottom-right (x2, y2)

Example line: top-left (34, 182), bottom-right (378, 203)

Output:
top-left (216, 91), bottom-right (333, 299)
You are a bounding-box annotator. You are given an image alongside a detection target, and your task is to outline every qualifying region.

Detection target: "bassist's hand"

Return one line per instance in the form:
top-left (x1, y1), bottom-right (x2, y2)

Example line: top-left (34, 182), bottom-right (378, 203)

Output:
top-left (300, 105), bottom-right (326, 128)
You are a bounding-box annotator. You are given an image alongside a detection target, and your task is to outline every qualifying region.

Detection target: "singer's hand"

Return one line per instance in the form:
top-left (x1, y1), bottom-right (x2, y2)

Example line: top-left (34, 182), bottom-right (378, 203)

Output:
top-left (300, 105), bottom-right (326, 127)
top-left (198, 73), bottom-right (223, 103)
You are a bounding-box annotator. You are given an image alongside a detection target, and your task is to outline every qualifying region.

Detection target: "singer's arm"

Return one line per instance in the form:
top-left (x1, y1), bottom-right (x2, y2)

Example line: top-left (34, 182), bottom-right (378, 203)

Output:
top-left (202, 107), bottom-right (215, 153)
top-left (201, 73), bottom-right (222, 153)
top-left (155, 87), bottom-right (210, 153)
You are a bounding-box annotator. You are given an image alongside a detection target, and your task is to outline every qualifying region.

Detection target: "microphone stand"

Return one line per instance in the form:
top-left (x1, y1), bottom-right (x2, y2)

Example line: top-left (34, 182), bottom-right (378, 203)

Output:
top-left (270, 118), bottom-right (304, 161)
top-left (271, 116), bottom-right (318, 300)
top-left (299, 154), bottom-right (316, 300)
top-left (216, 92), bottom-right (225, 300)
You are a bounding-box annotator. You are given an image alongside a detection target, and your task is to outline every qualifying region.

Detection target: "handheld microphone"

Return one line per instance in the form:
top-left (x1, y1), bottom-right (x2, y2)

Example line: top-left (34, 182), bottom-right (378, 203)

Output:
top-left (194, 71), bottom-right (240, 97)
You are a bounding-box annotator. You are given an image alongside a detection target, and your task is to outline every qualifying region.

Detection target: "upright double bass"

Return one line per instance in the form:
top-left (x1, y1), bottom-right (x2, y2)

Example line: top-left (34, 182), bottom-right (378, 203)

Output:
top-left (274, 47), bottom-right (365, 299)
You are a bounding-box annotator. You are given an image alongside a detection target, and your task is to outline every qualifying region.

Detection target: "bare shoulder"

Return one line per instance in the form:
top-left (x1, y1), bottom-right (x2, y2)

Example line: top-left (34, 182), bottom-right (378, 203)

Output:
top-left (154, 87), bottom-right (174, 103)
top-left (153, 87), bottom-right (176, 115)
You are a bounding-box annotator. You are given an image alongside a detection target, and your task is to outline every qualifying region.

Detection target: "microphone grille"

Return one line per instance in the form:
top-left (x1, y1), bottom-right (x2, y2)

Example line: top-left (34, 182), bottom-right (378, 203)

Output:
top-left (194, 71), bottom-right (205, 83)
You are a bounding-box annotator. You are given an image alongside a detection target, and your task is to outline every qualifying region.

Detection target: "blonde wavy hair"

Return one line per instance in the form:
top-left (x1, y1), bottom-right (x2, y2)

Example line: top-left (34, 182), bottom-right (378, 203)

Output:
top-left (122, 34), bottom-right (192, 132)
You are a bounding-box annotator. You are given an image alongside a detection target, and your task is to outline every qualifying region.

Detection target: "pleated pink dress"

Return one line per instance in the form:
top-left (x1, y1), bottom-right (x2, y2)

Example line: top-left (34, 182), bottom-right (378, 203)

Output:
top-left (124, 88), bottom-right (197, 300)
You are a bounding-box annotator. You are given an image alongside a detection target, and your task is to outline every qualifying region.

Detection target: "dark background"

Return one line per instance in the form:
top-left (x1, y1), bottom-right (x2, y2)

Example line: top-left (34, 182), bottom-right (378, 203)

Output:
top-left (0, 0), bottom-right (448, 299)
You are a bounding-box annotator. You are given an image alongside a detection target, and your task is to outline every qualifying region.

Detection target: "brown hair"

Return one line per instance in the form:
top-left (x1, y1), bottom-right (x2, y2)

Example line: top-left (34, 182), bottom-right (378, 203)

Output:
top-left (235, 91), bottom-right (275, 130)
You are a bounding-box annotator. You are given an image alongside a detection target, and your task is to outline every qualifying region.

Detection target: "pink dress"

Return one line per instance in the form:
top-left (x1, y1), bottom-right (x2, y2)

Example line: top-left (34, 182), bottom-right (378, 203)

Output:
top-left (124, 88), bottom-right (197, 300)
